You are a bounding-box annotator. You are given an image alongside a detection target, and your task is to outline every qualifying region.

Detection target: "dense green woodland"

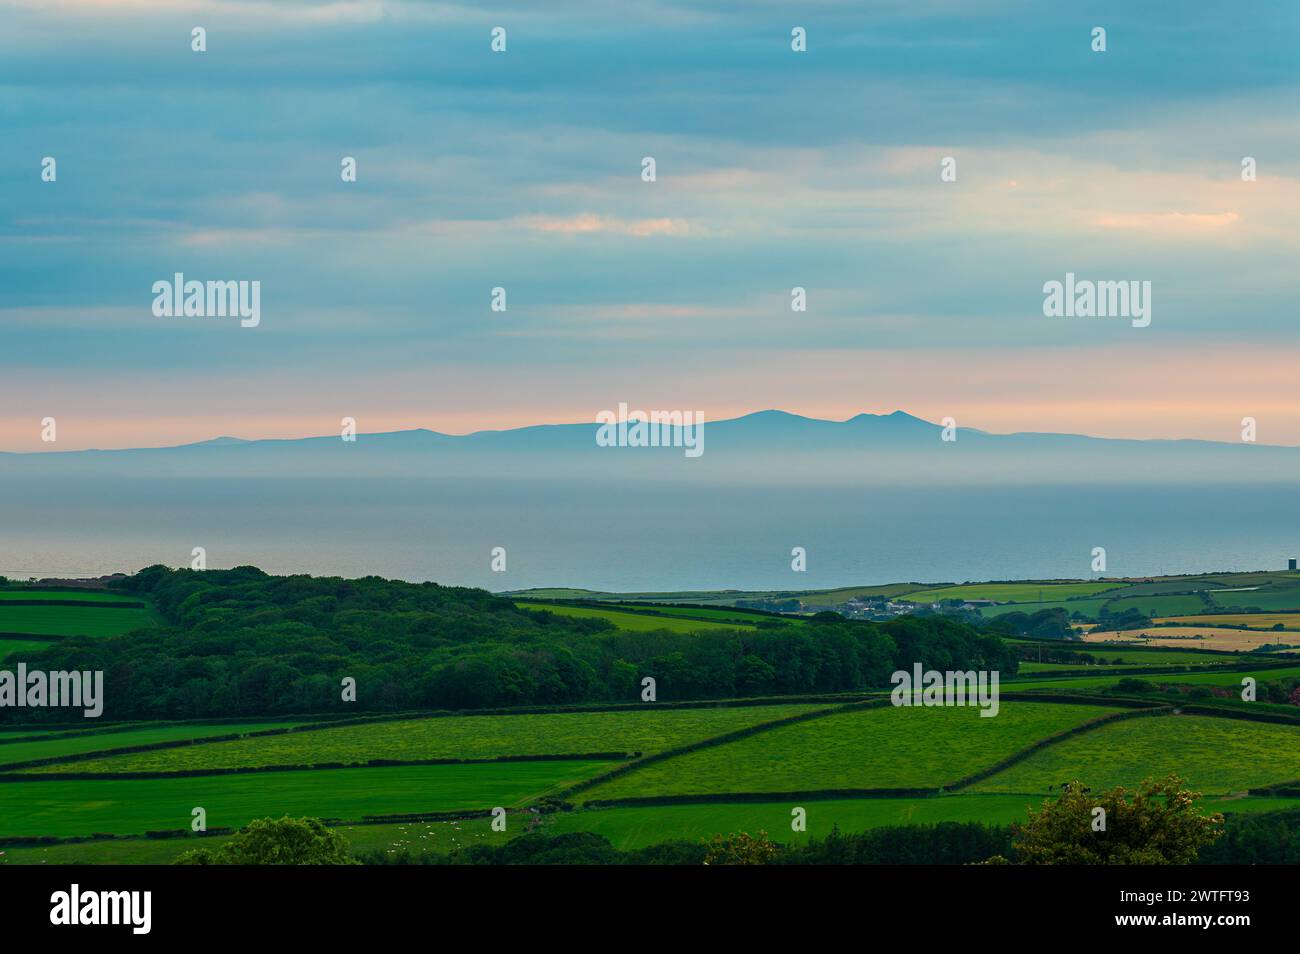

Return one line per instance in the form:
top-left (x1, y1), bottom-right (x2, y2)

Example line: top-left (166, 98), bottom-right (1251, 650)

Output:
top-left (6, 566), bottom-right (1017, 723)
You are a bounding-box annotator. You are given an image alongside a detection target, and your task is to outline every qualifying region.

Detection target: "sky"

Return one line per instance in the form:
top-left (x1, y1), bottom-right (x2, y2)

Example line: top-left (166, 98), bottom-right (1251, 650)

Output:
top-left (2, 0), bottom-right (1299, 451)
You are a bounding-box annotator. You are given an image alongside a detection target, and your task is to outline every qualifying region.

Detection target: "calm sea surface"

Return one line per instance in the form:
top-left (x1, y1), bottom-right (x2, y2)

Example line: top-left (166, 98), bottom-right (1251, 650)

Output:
top-left (2, 477), bottom-right (1294, 591)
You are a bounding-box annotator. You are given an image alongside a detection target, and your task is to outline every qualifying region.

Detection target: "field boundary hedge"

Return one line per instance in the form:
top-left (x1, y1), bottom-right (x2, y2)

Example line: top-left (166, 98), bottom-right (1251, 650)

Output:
top-left (0, 718), bottom-right (418, 768)
top-left (0, 806), bottom-right (532, 847)
top-left (997, 692), bottom-right (1159, 708)
top-left (0, 600), bottom-right (146, 609)
top-left (0, 752), bottom-right (633, 780)
top-left (1172, 702), bottom-right (1300, 727)
top-left (1249, 784), bottom-right (1300, 796)
top-left (581, 787), bottom-right (942, 808)
top-left (0, 692), bottom-right (879, 734)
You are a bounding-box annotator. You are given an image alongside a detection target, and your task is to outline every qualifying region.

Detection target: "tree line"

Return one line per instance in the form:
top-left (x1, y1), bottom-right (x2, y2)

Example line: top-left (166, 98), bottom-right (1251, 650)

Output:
top-left (6, 565), bottom-right (1018, 723)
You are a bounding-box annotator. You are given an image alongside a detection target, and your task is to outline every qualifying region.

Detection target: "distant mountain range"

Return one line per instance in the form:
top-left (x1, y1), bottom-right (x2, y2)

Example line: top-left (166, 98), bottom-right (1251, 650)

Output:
top-left (3, 410), bottom-right (1296, 485)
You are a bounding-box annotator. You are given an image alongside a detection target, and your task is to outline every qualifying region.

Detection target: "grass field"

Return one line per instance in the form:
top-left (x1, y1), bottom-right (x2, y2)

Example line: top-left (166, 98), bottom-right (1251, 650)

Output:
top-left (0, 639), bottom-right (55, 662)
top-left (20, 704), bottom-right (828, 775)
top-left (1014, 647), bottom-right (1252, 669)
top-left (5, 791), bottom-right (1297, 863)
top-left (968, 714), bottom-right (1300, 796)
top-left (0, 721), bottom-right (318, 768)
top-left (1002, 664), bottom-right (1300, 692)
top-left (1209, 588), bottom-right (1300, 612)
top-left (0, 604), bottom-right (157, 637)
top-left (551, 794), bottom-right (1045, 846)
top-left (0, 590), bottom-right (141, 603)
top-left (898, 582), bottom-right (1119, 603)
top-left (0, 761), bottom-right (611, 838)
top-left (578, 702), bottom-right (1122, 802)
top-left (0, 814), bottom-right (516, 865)
top-left (601, 604), bottom-right (783, 625)
top-left (980, 598), bottom-right (1113, 621)
top-left (514, 602), bottom-right (757, 633)
top-left (547, 792), bottom-right (1300, 849)
top-left (1161, 613), bottom-right (1300, 631)
top-left (795, 584), bottom-right (943, 606)
top-left (1099, 594), bottom-right (1210, 617)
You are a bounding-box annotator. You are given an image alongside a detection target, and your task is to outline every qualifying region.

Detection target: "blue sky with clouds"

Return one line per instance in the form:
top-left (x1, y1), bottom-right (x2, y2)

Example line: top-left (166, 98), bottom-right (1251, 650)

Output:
top-left (2, 0), bottom-right (1298, 449)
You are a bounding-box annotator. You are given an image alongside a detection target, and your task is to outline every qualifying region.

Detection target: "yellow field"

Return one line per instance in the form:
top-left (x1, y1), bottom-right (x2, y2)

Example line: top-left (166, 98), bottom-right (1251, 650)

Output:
top-left (1085, 627), bottom-right (1300, 652)
top-left (1157, 613), bottom-right (1300, 631)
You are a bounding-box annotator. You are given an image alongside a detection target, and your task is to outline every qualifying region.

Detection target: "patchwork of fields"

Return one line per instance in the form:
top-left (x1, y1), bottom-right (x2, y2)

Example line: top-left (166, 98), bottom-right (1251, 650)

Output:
top-left (15, 704), bottom-right (826, 774)
top-left (3, 580), bottom-right (1300, 864)
top-left (576, 702), bottom-right (1124, 801)
top-left (2, 688), bottom-right (1297, 862)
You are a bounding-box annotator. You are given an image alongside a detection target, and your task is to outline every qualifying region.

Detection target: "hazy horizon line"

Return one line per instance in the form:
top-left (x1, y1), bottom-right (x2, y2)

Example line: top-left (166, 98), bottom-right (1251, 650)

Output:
top-left (6, 407), bottom-right (1298, 455)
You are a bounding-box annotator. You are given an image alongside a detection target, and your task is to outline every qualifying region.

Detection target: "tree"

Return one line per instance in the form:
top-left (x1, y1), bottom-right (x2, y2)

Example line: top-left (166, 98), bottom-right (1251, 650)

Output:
top-left (703, 831), bottom-right (779, 865)
top-left (175, 816), bottom-right (357, 865)
top-left (988, 776), bottom-right (1222, 865)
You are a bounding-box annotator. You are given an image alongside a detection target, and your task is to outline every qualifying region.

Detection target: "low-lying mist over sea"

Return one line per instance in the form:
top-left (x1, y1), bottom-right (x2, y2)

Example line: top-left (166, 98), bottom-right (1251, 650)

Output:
top-left (2, 479), bottom-right (1295, 591)
top-left (4, 413), bottom-right (1295, 590)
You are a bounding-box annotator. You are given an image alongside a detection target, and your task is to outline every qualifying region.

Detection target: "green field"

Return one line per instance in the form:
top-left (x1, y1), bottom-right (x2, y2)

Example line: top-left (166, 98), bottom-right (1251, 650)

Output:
top-left (0, 813), bottom-right (517, 865)
top-left (0, 590), bottom-right (141, 603)
top-left (511, 571), bottom-right (1300, 618)
top-left (794, 584), bottom-right (943, 607)
top-left (0, 639), bottom-right (55, 662)
top-left (602, 604), bottom-right (783, 625)
top-left (5, 791), bottom-right (1297, 863)
top-left (514, 602), bottom-right (757, 633)
top-left (899, 582), bottom-right (1120, 603)
top-left (1209, 588), bottom-right (1300, 612)
top-left (1013, 647), bottom-right (1250, 670)
top-left (969, 714), bottom-right (1300, 796)
top-left (550, 794), bottom-right (1047, 846)
top-left (0, 761), bottom-right (610, 838)
top-left (1006, 664), bottom-right (1300, 692)
top-left (981, 597), bottom-right (1113, 621)
top-left (1100, 594), bottom-right (1210, 617)
top-left (547, 793), bottom-right (1300, 849)
top-left (22, 704), bottom-right (827, 775)
top-left (0, 721), bottom-right (317, 768)
top-left (0, 604), bottom-right (157, 637)
top-left (579, 702), bottom-right (1122, 802)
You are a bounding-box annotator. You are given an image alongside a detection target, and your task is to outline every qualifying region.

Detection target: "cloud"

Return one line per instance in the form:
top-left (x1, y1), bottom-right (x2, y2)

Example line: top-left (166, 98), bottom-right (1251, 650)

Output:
top-left (1092, 211), bottom-right (1241, 235)
top-left (515, 214), bottom-right (690, 237)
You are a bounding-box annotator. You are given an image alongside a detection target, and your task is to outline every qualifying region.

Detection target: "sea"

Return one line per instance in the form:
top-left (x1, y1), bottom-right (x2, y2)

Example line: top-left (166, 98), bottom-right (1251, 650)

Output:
top-left (2, 476), bottom-right (1296, 592)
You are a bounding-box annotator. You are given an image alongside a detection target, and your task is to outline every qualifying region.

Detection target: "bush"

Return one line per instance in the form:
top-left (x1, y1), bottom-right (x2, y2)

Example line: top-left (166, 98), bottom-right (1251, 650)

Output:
top-left (703, 831), bottom-right (780, 865)
top-left (174, 816), bottom-right (357, 865)
top-left (1114, 677), bottom-right (1155, 693)
top-left (989, 776), bottom-right (1222, 865)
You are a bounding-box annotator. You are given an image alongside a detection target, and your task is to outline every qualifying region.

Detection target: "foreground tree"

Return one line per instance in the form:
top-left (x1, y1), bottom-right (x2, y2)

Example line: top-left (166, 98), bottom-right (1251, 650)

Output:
top-left (987, 775), bottom-right (1223, 865)
top-left (703, 831), bottom-right (780, 865)
top-left (176, 816), bottom-right (357, 865)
